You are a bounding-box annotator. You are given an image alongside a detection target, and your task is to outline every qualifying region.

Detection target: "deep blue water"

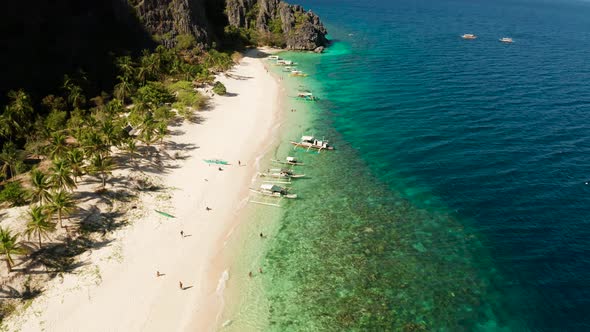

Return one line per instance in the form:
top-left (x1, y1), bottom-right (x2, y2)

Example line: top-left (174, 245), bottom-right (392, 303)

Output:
top-left (280, 0), bottom-right (590, 330)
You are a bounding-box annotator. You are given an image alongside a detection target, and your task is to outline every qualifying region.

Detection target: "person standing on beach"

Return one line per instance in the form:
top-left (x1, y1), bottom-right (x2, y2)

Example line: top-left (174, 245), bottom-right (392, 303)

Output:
top-left (156, 271), bottom-right (162, 277)
top-left (179, 281), bottom-right (183, 290)
top-left (180, 230), bottom-right (184, 238)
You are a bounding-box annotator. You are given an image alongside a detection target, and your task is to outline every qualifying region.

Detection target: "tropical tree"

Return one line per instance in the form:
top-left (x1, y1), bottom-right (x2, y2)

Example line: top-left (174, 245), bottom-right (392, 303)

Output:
top-left (30, 169), bottom-right (52, 205)
top-left (0, 89), bottom-right (34, 142)
top-left (137, 50), bottom-right (162, 84)
top-left (155, 121), bottom-right (168, 145)
top-left (48, 158), bottom-right (76, 191)
top-left (88, 154), bottom-right (114, 188)
top-left (46, 132), bottom-right (69, 159)
top-left (114, 76), bottom-right (135, 102)
top-left (48, 190), bottom-right (76, 228)
top-left (80, 130), bottom-right (109, 159)
top-left (0, 142), bottom-right (22, 179)
top-left (100, 119), bottom-right (123, 147)
top-left (25, 206), bottom-right (56, 247)
top-left (63, 75), bottom-right (86, 109)
top-left (0, 227), bottom-right (26, 272)
top-left (66, 149), bottom-right (85, 183)
top-left (115, 55), bottom-right (136, 81)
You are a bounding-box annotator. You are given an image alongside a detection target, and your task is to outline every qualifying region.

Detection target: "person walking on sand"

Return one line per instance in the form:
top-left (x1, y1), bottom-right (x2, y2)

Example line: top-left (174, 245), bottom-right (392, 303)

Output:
top-left (180, 230), bottom-right (184, 238)
top-left (248, 271), bottom-right (253, 278)
top-left (259, 267), bottom-right (263, 274)
top-left (206, 207), bottom-right (212, 211)
top-left (238, 160), bottom-right (241, 166)
top-left (156, 271), bottom-right (162, 277)
top-left (179, 281), bottom-right (183, 290)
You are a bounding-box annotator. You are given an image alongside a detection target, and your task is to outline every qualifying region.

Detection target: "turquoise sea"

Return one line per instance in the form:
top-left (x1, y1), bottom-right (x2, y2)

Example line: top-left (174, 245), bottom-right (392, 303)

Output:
top-left (225, 0), bottom-right (590, 331)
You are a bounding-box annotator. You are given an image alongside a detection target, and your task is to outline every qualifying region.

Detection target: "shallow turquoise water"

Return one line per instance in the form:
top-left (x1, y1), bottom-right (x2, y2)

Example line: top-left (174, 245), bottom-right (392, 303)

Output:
top-left (255, 0), bottom-right (590, 330)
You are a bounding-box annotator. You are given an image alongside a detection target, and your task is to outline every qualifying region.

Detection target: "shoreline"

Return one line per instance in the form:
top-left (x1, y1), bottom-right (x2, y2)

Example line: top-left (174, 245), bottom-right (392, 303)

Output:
top-left (4, 49), bottom-right (281, 332)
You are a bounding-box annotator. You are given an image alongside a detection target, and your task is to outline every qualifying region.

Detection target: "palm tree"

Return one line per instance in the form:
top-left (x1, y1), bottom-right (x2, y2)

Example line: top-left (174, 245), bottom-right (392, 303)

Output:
top-left (89, 154), bottom-right (114, 188)
top-left (49, 158), bottom-right (76, 191)
top-left (30, 169), bottom-right (52, 205)
top-left (25, 206), bottom-right (56, 247)
top-left (0, 227), bottom-right (26, 272)
top-left (115, 55), bottom-right (136, 81)
top-left (63, 76), bottom-right (86, 109)
top-left (81, 130), bottom-right (109, 159)
top-left (66, 149), bottom-right (85, 183)
top-left (114, 76), bottom-right (134, 102)
top-left (46, 132), bottom-right (69, 159)
top-left (0, 90), bottom-right (34, 141)
top-left (156, 121), bottom-right (167, 145)
top-left (100, 119), bottom-right (123, 148)
top-left (0, 141), bottom-right (21, 179)
top-left (48, 190), bottom-right (76, 228)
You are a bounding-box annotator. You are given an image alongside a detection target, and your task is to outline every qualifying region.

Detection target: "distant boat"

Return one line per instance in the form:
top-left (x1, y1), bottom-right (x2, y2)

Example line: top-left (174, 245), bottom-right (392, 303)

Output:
top-left (461, 33), bottom-right (477, 40)
top-left (499, 37), bottom-right (514, 43)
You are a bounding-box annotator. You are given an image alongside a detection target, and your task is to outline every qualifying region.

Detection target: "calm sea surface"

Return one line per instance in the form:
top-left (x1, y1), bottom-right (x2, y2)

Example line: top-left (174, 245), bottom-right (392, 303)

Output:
top-left (255, 0), bottom-right (590, 330)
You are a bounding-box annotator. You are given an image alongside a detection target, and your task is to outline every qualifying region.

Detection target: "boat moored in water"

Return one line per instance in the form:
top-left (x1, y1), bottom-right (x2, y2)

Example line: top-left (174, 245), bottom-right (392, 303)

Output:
top-left (291, 135), bottom-right (334, 151)
top-left (277, 59), bottom-right (295, 66)
top-left (258, 168), bottom-right (306, 179)
top-left (267, 55), bottom-right (280, 60)
top-left (296, 91), bottom-right (317, 101)
top-left (250, 183), bottom-right (297, 199)
top-left (499, 37), bottom-right (514, 43)
top-left (461, 33), bottom-right (477, 39)
top-left (271, 156), bottom-right (306, 166)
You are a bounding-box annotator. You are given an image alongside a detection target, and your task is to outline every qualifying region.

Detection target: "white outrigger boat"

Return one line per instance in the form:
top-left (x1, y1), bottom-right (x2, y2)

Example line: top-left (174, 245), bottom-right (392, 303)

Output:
top-left (250, 183), bottom-right (296, 198)
top-left (291, 135), bottom-right (334, 151)
top-left (271, 156), bottom-right (305, 166)
top-left (267, 55), bottom-right (280, 60)
top-left (461, 33), bottom-right (477, 40)
top-left (296, 91), bottom-right (317, 101)
top-left (499, 37), bottom-right (513, 43)
top-left (258, 168), bottom-right (305, 179)
top-left (276, 59), bottom-right (295, 66)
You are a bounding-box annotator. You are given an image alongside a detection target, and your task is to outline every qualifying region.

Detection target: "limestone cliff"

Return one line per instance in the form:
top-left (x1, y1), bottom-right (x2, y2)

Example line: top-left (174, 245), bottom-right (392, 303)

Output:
top-left (225, 0), bottom-right (328, 50)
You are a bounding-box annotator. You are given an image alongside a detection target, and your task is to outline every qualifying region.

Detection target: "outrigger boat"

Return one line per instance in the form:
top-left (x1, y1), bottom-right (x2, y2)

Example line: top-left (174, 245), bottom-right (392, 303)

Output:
top-left (296, 91), bottom-right (317, 101)
top-left (271, 156), bottom-right (305, 166)
top-left (291, 135), bottom-right (334, 151)
top-left (283, 66), bottom-right (297, 72)
top-left (499, 37), bottom-right (513, 43)
top-left (276, 59), bottom-right (295, 66)
top-left (258, 168), bottom-right (305, 179)
top-left (267, 55), bottom-right (280, 60)
top-left (461, 33), bottom-right (477, 40)
top-left (250, 183), bottom-right (297, 199)
top-left (290, 70), bottom-right (308, 77)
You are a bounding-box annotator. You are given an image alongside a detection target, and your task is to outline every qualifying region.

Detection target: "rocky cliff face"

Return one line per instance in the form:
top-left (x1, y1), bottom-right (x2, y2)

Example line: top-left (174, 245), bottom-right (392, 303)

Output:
top-left (129, 0), bottom-right (211, 49)
top-left (226, 0), bottom-right (328, 50)
top-left (129, 0), bottom-right (327, 51)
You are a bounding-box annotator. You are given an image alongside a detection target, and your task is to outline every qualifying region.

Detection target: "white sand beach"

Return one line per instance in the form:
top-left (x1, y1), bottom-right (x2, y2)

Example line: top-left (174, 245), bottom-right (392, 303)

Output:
top-left (4, 50), bottom-right (280, 332)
